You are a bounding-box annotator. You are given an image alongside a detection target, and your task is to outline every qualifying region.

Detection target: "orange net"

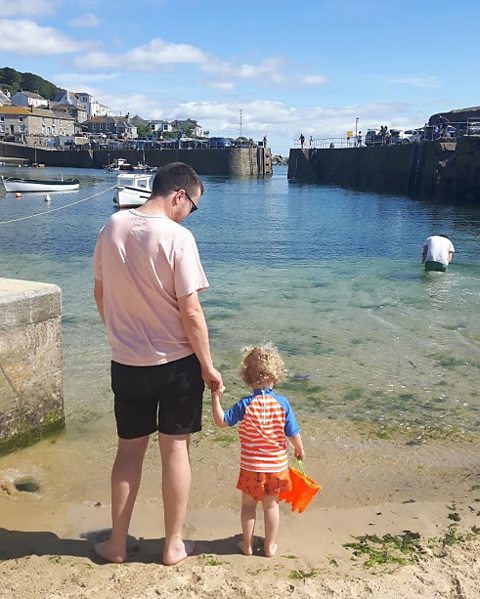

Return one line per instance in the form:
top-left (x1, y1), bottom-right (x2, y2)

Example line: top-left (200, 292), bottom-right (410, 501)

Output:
top-left (279, 461), bottom-right (321, 513)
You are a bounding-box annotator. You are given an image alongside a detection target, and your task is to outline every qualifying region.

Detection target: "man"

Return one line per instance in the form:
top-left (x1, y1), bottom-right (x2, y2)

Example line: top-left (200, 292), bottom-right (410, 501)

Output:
top-left (422, 234), bottom-right (455, 272)
top-left (93, 162), bottom-right (223, 566)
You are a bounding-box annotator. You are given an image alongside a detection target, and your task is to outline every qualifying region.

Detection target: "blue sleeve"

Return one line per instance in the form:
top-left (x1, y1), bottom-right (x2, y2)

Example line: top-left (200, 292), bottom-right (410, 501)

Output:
top-left (273, 392), bottom-right (300, 437)
top-left (223, 396), bottom-right (251, 427)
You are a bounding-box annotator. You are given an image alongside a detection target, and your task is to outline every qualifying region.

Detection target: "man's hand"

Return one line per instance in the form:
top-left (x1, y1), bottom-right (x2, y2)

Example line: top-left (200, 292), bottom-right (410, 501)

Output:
top-left (201, 366), bottom-right (223, 393)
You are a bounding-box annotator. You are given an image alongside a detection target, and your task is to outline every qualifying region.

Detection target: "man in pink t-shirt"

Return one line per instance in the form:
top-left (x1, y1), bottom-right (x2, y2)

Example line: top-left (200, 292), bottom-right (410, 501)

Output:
top-left (93, 162), bottom-right (223, 566)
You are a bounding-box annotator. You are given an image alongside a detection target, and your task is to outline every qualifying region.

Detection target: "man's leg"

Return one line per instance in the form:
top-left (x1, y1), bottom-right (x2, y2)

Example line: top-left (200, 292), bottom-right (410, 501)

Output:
top-left (94, 435), bottom-right (149, 563)
top-left (158, 433), bottom-right (193, 565)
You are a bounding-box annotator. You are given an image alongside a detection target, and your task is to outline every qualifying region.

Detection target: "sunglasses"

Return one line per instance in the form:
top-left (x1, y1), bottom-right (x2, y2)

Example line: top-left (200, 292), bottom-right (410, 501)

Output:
top-left (176, 188), bottom-right (197, 213)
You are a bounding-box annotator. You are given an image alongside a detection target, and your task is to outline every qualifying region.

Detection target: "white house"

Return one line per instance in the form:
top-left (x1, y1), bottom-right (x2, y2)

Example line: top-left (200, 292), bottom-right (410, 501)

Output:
top-left (0, 90), bottom-right (11, 106)
top-left (11, 91), bottom-right (48, 109)
top-left (76, 92), bottom-right (111, 119)
top-left (149, 120), bottom-right (173, 135)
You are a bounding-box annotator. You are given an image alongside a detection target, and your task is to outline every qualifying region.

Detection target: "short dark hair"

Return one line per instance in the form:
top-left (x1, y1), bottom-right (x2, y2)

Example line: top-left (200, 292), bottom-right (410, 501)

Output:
top-left (151, 162), bottom-right (204, 199)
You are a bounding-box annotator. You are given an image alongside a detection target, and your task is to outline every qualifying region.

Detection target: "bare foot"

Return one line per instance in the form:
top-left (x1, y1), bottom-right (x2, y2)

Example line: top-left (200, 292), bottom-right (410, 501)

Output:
top-left (264, 542), bottom-right (278, 558)
top-left (93, 540), bottom-right (126, 563)
top-left (163, 540), bottom-right (195, 566)
top-left (238, 540), bottom-right (253, 556)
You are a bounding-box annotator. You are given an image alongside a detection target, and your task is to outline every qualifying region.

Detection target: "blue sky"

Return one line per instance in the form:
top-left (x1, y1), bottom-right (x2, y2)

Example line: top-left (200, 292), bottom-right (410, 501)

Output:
top-left (1, 0), bottom-right (479, 154)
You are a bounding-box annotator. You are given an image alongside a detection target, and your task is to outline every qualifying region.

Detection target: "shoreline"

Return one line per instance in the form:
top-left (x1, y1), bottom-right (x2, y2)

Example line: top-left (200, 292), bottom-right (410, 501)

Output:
top-left (2, 418), bottom-right (480, 597)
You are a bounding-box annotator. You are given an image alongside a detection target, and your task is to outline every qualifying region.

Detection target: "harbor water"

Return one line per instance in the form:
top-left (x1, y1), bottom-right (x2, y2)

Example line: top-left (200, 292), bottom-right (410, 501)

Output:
top-left (1, 164), bottom-right (480, 448)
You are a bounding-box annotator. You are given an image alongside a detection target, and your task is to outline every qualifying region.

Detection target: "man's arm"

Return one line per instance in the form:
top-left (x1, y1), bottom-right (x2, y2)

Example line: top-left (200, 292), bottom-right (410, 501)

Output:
top-left (178, 291), bottom-right (223, 392)
top-left (94, 278), bottom-right (105, 324)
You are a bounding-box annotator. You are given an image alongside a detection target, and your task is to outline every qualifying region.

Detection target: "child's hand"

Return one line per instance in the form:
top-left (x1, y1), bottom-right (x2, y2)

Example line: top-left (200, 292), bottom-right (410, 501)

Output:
top-left (211, 385), bottom-right (226, 402)
top-left (294, 449), bottom-right (305, 461)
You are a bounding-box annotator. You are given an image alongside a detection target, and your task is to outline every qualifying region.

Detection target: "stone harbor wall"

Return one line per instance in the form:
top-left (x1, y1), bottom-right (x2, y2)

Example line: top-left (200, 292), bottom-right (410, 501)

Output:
top-left (287, 140), bottom-right (480, 202)
top-left (0, 278), bottom-right (64, 456)
top-left (0, 143), bottom-right (273, 177)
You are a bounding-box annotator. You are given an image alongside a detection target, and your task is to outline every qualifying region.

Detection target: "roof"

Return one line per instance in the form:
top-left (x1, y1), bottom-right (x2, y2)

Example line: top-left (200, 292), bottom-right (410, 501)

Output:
top-left (85, 115), bottom-right (131, 124)
top-left (0, 106), bottom-right (74, 120)
top-left (11, 91), bottom-right (47, 100)
top-left (0, 106), bottom-right (30, 115)
top-left (53, 90), bottom-right (81, 106)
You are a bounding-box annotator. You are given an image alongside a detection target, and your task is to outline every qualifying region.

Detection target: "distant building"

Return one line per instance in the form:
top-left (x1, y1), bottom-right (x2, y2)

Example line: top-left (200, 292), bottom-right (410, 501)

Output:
top-left (52, 90), bottom-right (88, 123)
top-left (148, 119), bottom-right (173, 135)
top-left (76, 92), bottom-right (111, 119)
top-left (11, 90), bottom-right (48, 109)
top-left (0, 105), bottom-right (75, 140)
top-left (0, 90), bottom-right (11, 106)
top-left (170, 118), bottom-right (204, 137)
top-left (83, 115), bottom-right (137, 139)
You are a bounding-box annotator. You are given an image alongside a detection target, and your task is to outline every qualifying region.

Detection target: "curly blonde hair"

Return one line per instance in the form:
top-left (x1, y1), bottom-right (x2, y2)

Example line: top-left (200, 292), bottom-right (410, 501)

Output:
top-left (240, 343), bottom-right (287, 388)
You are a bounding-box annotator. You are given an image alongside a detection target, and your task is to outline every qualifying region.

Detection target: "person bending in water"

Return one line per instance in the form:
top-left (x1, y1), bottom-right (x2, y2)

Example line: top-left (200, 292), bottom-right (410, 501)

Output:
top-left (211, 344), bottom-right (305, 557)
top-left (422, 234), bottom-right (455, 272)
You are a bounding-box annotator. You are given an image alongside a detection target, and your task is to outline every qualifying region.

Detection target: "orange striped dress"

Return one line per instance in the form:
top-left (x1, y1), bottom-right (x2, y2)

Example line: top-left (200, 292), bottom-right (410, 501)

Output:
top-left (223, 388), bottom-right (300, 473)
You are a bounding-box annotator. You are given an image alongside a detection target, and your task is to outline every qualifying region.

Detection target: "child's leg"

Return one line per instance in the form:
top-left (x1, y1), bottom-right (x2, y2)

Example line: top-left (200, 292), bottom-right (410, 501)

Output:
top-left (262, 494), bottom-right (280, 557)
top-left (239, 492), bottom-right (257, 556)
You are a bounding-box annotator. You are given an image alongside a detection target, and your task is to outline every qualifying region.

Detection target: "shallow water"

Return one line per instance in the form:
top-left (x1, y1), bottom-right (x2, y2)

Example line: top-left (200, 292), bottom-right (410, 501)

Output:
top-left (1, 163), bottom-right (480, 442)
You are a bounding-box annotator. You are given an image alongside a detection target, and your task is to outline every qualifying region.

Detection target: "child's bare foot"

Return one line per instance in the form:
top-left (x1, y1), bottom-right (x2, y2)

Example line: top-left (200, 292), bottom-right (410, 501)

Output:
top-left (238, 540), bottom-right (253, 556)
top-left (264, 542), bottom-right (278, 558)
top-left (93, 540), bottom-right (126, 563)
top-left (163, 540), bottom-right (195, 566)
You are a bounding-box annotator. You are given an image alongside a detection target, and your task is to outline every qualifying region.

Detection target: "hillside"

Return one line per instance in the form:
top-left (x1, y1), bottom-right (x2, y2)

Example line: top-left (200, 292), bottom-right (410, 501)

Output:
top-left (0, 67), bottom-right (62, 100)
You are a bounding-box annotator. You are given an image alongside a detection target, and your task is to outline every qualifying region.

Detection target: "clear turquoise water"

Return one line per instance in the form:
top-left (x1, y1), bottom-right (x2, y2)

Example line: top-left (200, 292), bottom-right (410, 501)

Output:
top-left (1, 164), bottom-right (480, 436)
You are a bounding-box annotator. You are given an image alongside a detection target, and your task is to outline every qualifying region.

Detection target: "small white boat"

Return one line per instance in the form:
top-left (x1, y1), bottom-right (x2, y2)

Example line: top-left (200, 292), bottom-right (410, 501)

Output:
top-left (113, 173), bottom-right (153, 208)
top-left (2, 176), bottom-right (80, 192)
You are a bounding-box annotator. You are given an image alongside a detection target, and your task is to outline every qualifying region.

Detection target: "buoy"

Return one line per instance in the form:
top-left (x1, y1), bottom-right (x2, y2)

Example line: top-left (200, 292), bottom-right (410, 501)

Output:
top-left (15, 192), bottom-right (21, 198)
top-left (44, 194), bottom-right (51, 203)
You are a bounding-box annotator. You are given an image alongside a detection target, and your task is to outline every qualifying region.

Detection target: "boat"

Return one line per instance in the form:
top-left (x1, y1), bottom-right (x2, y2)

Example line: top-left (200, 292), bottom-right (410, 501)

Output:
top-left (113, 172), bottom-right (153, 208)
top-left (2, 176), bottom-right (80, 192)
top-left (132, 162), bottom-right (155, 172)
top-left (104, 157), bottom-right (133, 172)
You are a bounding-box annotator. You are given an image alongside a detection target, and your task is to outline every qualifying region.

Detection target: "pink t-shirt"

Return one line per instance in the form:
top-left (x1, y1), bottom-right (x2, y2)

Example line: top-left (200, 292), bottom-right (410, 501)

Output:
top-left (93, 209), bottom-right (209, 366)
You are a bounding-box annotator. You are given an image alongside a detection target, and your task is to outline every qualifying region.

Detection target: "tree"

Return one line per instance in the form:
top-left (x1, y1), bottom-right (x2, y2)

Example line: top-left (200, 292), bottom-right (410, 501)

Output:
top-left (136, 123), bottom-right (150, 138)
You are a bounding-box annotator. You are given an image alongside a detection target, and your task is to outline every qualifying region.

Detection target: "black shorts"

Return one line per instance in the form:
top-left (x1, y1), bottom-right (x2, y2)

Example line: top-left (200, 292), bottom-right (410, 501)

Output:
top-left (111, 354), bottom-right (204, 439)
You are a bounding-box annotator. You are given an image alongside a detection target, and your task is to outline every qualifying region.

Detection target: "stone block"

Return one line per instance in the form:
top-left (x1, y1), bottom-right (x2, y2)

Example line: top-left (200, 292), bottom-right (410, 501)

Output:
top-left (0, 278), bottom-right (64, 455)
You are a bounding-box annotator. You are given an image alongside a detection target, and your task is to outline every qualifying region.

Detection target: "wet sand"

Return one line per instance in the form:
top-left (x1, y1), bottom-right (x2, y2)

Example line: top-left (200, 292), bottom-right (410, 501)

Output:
top-left (1, 416), bottom-right (480, 598)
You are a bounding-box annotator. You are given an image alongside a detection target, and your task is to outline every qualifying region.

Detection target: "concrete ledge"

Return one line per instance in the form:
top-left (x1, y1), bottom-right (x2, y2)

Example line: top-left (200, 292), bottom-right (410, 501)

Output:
top-left (0, 278), bottom-right (64, 455)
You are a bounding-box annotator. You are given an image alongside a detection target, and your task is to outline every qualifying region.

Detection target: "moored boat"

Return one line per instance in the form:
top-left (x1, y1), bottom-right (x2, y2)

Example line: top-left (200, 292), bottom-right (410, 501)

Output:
top-left (113, 172), bottom-right (153, 208)
top-left (2, 176), bottom-right (80, 192)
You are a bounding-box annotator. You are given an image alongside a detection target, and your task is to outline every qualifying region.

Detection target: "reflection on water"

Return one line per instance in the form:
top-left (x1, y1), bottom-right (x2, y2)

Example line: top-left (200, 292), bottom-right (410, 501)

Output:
top-left (1, 164), bottom-right (480, 440)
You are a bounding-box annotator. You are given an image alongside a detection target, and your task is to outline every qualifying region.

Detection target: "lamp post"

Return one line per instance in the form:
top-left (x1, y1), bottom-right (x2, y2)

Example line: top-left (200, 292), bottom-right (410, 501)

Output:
top-left (355, 117), bottom-right (359, 143)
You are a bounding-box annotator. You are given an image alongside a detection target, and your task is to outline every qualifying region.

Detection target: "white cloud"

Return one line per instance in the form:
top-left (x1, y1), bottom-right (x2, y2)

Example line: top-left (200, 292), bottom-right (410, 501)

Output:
top-left (78, 38), bottom-right (208, 71)
top-left (0, 0), bottom-right (60, 16)
top-left (69, 13), bottom-right (100, 28)
top-left (301, 74), bottom-right (328, 86)
top-left (0, 19), bottom-right (82, 55)
top-left (77, 40), bottom-right (327, 90)
top-left (210, 81), bottom-right (236, 91)
top-left (388, 74), bottom-right (441, 88)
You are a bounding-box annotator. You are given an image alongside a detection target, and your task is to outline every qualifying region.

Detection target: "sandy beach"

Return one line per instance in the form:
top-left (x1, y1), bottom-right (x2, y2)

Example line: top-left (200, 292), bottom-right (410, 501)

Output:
top-left (2, 415), bottom-right (480, 598)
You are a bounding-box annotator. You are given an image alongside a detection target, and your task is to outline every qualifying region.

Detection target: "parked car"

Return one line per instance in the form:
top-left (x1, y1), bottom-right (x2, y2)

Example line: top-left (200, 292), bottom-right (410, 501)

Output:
top-left (208, 137), bottom-right (232, 148)
top-left (390, 129), bottom-right (404, 144)
top-left (234, 136), bottom-right (251, 148)
top-left (466, 121), bottom-right (480, 135)
top-left (402, 128), bottom-right (424, 143)
top-left (365, 129), bottom-right (381, 146)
